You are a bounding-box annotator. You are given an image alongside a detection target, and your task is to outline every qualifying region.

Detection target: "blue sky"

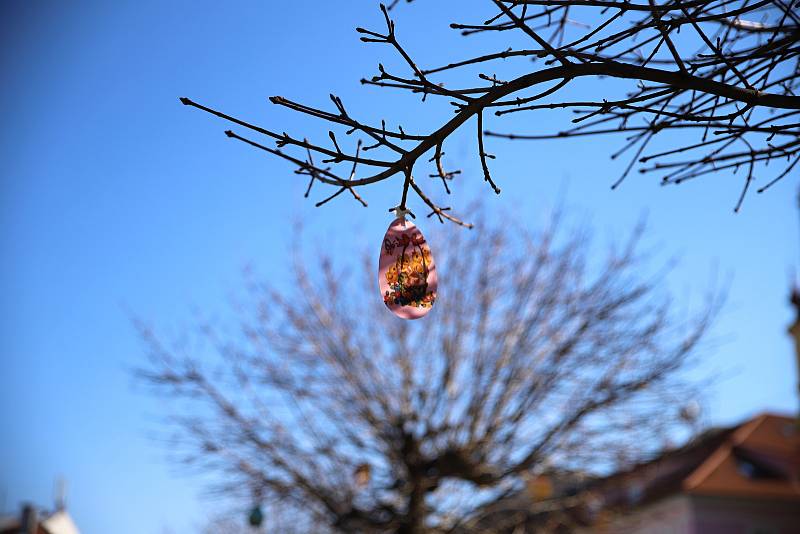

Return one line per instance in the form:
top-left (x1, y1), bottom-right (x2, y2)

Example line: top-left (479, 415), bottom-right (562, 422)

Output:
top-left (0, 1), bottom-right (797, 532)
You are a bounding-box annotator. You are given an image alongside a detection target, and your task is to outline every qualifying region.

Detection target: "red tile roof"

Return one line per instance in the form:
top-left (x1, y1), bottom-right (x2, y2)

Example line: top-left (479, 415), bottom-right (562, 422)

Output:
top-left (596, 412), bottom-right (800, 509)
top-left (683, 413), bottom-right (800, 500)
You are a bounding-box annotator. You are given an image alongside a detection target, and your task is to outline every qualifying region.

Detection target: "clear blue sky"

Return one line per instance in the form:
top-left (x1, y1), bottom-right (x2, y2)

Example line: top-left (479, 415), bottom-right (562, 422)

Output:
top-left (0, 1), bottom-right (797, 532)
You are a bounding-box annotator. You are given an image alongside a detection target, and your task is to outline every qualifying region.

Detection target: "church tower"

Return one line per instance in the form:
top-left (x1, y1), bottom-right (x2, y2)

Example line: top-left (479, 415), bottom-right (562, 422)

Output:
top-left (790, 188), bottom-right (800, 421)
top-left (789, 288), bottom-right (800, 419)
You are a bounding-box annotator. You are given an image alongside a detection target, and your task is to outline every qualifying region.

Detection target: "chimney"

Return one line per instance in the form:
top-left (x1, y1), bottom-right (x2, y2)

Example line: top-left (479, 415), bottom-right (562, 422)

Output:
top-left (54, 477), bottom-right (66, 512)
top-left (20, 504), bottom-right (37, 534)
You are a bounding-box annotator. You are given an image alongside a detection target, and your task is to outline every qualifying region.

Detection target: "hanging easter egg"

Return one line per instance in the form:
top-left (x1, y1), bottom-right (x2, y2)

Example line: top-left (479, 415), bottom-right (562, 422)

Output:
top-left (378, 217), bottom-right (438, 319)
top-left (248, 505), bottom-right (263, 527)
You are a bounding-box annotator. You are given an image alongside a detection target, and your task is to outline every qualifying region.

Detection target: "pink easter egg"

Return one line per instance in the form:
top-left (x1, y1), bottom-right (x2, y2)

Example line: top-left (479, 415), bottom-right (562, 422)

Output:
top-left (378, 218), bottom-right (438, 320)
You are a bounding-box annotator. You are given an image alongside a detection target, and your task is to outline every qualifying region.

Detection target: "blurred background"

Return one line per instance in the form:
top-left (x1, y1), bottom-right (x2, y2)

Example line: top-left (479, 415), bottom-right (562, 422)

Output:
top-left (0, 1), bottom-right (797, 532)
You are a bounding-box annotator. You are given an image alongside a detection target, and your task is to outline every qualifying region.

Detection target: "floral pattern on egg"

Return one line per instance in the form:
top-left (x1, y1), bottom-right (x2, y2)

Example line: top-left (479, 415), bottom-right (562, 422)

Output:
top-left (378, 218), bottom-right (437, 319)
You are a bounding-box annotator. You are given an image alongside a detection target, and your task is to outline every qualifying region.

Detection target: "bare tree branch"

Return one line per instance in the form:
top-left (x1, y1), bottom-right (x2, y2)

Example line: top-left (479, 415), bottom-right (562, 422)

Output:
top-left (180, 0), bottom-right (799, 218)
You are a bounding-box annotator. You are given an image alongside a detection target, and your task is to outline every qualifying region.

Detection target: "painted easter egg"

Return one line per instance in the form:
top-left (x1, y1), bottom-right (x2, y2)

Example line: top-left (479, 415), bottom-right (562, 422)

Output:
top-left (378, 217), bottom-right (438, 320)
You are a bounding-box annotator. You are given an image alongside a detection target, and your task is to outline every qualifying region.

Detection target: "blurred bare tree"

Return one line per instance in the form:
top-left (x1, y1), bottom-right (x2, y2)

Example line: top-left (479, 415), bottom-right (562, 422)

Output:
top-left (139, 212), bottom-right (720, 533)
top-left (182, 0), bottom-right (799, 224)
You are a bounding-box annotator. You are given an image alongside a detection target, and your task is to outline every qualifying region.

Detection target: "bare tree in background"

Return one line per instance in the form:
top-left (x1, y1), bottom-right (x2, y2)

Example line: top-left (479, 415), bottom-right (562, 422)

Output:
top-left (139, 212), bottom-right (721, 533)
top-left (181, 0), bottom-right (799, 224)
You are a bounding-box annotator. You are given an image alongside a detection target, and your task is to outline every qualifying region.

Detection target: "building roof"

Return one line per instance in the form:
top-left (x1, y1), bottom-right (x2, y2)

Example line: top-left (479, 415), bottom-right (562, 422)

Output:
top-left (683, 412), bottom-right (800, 500)
top-left (0, 508), bottom-right (81, 534)
top-left (40, 511), bottom-right (80, 534)
top-left (453, 413), bottom-right (799, 532)
top-left (597, 412), bottom-right (800, 509)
